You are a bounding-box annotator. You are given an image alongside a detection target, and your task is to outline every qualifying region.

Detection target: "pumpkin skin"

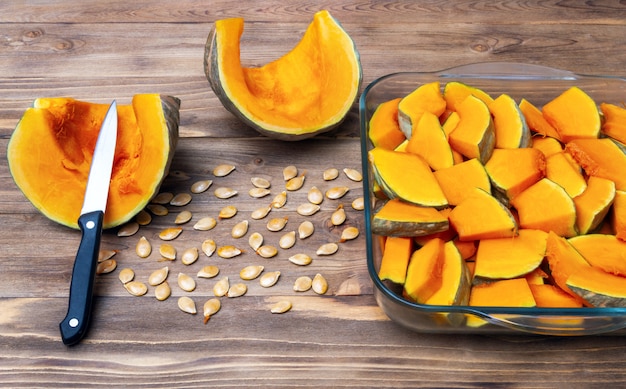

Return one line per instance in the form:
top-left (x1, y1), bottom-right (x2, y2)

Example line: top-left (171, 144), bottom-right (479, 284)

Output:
top-left (204, 10), bottom-right (362, 140)
top-left (7, 94), bottom-right (180, 229)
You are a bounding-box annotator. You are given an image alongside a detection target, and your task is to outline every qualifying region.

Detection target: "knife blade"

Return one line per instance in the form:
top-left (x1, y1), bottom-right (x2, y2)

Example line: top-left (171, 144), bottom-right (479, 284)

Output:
top-left (59, 100), bottom-right (118, 346)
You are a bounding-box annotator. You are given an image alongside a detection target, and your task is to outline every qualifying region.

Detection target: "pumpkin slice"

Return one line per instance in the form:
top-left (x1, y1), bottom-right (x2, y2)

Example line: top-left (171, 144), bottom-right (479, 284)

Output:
top-left (484, 148), bottom-right (546, 205)
top-left (488, 94), bottom-right (531, 149)
top-left (531, 136), bottom-right (563, 158)
top-left (565, 138), bottom-right (626, 191)
top-left (568, 234), bottom-right (626, 277)
top-left (573, 176), bottom-right (615, 235)
top-left (600, 102), bottom-right (626, 145)
top-left (529, 284), bottom-right (583, 308)
top-left (397, 81), bottom-right (447, 138)
top-left (542, 86), bottom-right (601, 142)
top-left (467, 278), bottom-right (536, 327)
top-left (448, 94), bottom-right (496, 164)
top-left (368, 98), bottom-right (406, 150)
top-left (566, 266), bottom-right (626, 308)
top-left (204, 10), bottom-right (362, 140)
top-left (425, 241), bottom-right (471, 306)
top-left (510, 178), bottom-right (577, 238)
top-left (369, 147), bottom-right (448, 209)
top-left (442, 111), bottom-right (460, 138)
top-left (525, 267), bottom-right (549, 285)
top-left (403, 238), bottom-right (445, 303)
top-left (545, 151), bottom-right (587, 198)
top-left (453, 238), bottom-right (478, 261)
top-left (449, 187), bottom-right (518, 241)
top-left (7, 94), bottom-right (180, 229)
top-left (474, 229), bottom-right (548, 280)
top-left (545, 231), bottom-right (591, 304)
top-left (406, 111), bottom-right (454, 170)
top-left (442, 81), bottom-right (494, 112)
top-left (518, 98), bottom-right (561, 140)
top-left (433, 158), bottom-right (491, 206)
top-left (378, 236), bottom-right (413, 284)
top-left (371, 198), bottom-right (449, 237)
top-left (611, 190), bottom-right (626, 241)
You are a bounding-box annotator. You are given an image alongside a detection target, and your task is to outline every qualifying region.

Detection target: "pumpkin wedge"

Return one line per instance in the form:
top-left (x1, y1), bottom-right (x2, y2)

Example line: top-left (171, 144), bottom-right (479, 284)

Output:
top-left (403, 238), bottom-right (445, 303)
top-left (545, 231), bottom-right (592, 304)
top-left (573, 176), bottom-right (615, 235)
top-left (488, 94), bottom-right (531, 149)
top-left (545, 151), bottom-right (587, 198)
top-left (378, 236), bottom-right (413, 284)
top-left (467, 278), bottom-right (536, 327)
top-left (565, 138), bottom-right (626, 191)
top-left (611, 190), bottom-right (626, 241)
top-left (529, 284), bottom-right (583, 308)
top-left (433, 158), bottom-right (491, 206)
top-left (7, 94), bottom-right (180, 229)
top-left (531, 136), bottom-right (563, 158)
top-left (368, 98), bottom-right (406, 150)
top-left (542, 86), bottom-right (601, 142)
top-left (567, 266), bottom-right (626, 307)
top-left (372, 198), bottom-right (449, 237)
top-left (568, 234), bottom-right (626, 277)
top-left (425, 241), bottom-right (471, 307)
top-left (397, 81), bottom-right (447, 138)
top-left (448, 94), bottom-right (496, 164)
top-left (406, 111), bottom-right (454, 170)
top-left (204, 10), bottom-right (362, 140)
top-left (600, 102), bottom-right (626, 145)
top-left (518, 98), bottom-right (561, 140)
top-left (484, 147), bottom-right (546, 205)
top-left (442, 81), bottom-right (494, 112)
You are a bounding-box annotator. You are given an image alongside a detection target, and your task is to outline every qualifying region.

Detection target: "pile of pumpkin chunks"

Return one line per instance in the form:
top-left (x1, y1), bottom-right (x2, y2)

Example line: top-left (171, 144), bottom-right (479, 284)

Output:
top-left (367, 80), bottom-right (626, 326)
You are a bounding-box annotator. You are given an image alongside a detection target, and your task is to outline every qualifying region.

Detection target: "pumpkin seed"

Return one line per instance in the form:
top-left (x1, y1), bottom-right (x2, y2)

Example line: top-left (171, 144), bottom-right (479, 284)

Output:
top-left (293, 276), bottom-right (313, 292)
top-left (98, 249), bottom-right (117, 262)
top-left (298, 221), bottom-right (314, 239)
top-left (279, 231), bottom-right (296, 249)
top-left (283, 165), bottom-right (298, 181)
top-left (271, 191), bottom-right (287, 208)
top-left (117, 221), bottom-right (139, 237)
top-left (213, 277), bottom-right (230, 297)
top-left (125, 281), bottom-right (148, 297)
top-left (285, 173), bottom-right (306, 191)
top-left (256, 245), bottom-right (278, 258)
top-left (240, 265), bottom-right (264, 281)
top-left (331, 204), bottom-right (346, 226)
top-left (317, 242), bottom-right (339, 256)
top-left (135, 209), bottom-right (152, 225)
top-left (197, 265), bottom-right (220, 279)
top-left (96, 259), bottom-right (116, 275)
top-left (174, 210), bottom-right (193, 224)
top-left (343, 168), bottom-right (363, 182)
top-left (148, 266), bottom-right (169, 286)
top-left (194, 216), bottom-right (217, 231)
top-left (259, 271), bottom-right (281, 288)
top-left (213, 163), bottom-right (236, 177)
top-left (217, 245), bottom-right (242, 259)
top-left (203, 298), bottom-right (221, 323)
top-left (146, 204), bottom-right (168, 216)
top-left (177, 272), bottom-right (196, 292)
top-left (159, 243), bottom-right (177, 260)
top-left (351, 197), bottom-right (364, 211)
top-left (270, 300), bottom-right (292, 314)
top-left (218, 205), bottom-right (238, 219)
top-left (181, 247), bottom-right (199, 265)
top-left (135, 236), bottom-right (152, 258)
top-left (227, 283), bottom-right (248, 298)
top-left (307, 186), bottom-right (324, 205)
top-left (170, 192), bottom-right (192, 207)
top-left (251, 176), bottom-right (271, 189)
top-left (251, 204), bottom-right (273, 220)
top-left (214, 187), bottom-right (238, 199)
top-left (231, 220), bottom-right (249, 239)
top-left (249, 187), bottom-right (271, 198)
top-left (152, 192), bottom-right (174, 204)
top-left (201, 239), bottom-right (216, 257)
top-left (289, 253), bottom-right (312, 266)
top-left (326, 186), bottom-right (350, 200)
top-left (267, 216), bottom-right (288, 232)
top-left (296, 203), bottom-right (320, 216)
top-left (191, 179), bottom-right (213, 194)
top-left (159, 227), bottom-right (183, 241)
top-left (118, 268), bottom-right (135, 284)
top-left (155, 281), bottom-right (171, 301)
top-left (177, 296), bottom-right (197, 314)
top-left (340, 226), bottom-right (360, 242)
top-left (312, 273), bottom-right (329, 295)
top-left (323, 168), bottom-right (339, 181)
top-left (248, 232), bottom-right (264, 251)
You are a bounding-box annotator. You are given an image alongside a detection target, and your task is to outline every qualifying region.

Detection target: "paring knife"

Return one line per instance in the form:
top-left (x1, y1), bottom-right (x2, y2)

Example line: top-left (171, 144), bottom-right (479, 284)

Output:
top-left (59, 101), bottom-right (118, 346)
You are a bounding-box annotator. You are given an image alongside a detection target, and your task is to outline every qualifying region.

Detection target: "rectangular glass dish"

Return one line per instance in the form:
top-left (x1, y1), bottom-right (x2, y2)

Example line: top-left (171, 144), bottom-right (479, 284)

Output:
top-left (359, 62), bottom-right (626, 336)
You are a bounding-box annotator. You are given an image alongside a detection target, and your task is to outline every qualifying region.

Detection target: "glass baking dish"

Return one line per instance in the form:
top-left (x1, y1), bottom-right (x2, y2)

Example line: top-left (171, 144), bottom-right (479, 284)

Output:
top-left (359, 62), bottom-right (626, 336)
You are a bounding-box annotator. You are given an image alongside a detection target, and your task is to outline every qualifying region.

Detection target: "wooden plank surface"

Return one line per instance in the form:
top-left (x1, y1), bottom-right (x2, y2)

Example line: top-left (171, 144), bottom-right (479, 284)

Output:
top-left (2, 1), bottom-right (626, 387)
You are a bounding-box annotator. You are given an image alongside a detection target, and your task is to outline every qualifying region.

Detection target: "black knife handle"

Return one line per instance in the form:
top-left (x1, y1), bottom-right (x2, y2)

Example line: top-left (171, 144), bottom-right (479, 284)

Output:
top-left (59, 210), bottom-right (104, 346)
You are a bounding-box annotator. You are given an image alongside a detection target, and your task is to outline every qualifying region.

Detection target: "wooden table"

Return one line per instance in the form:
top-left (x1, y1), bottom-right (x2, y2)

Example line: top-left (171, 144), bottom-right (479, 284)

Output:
top-left (2, 1), bottom-right (626, 386)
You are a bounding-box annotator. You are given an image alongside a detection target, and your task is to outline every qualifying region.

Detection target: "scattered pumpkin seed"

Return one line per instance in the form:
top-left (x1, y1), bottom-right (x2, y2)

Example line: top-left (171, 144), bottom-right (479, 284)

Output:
top-left (151, 192), bottom-right (174, 204)
top-left (267, 216), bottom-right (288, 232)
top-left (213, 163), bottom-right (236, 177)
top-left (256, 245), bottom-right (278, 258)
top-left (323, 168), bottom-right (339, 181)
top-left (96, 259), bottom-right (116, 275)
top-left (340, 226), bottom-right (360, 242)
top-left (343, 167), bottom-right (363, 182)
top-left (213, 277), bottom-right (230, 297)
top-left (194, 216), bottom-right (217, 231)
top-left (251, 204), bottom-right (273, 220)
top-left (197, 265), bottom-right (220, 279)
top-left (289, 253), bottom-right (312, 266)
top-left (125, 281), bottom-right (148, 297)
top-left (177, 272), bottom-right (196, 292)
top-left (231, 220), bottom-right (249, 239)
top-left (240, 265), bottom-right (264, 281)
top-left (326, 186), bottom-right (350, 200)
top-left (307, 186), bottom-right (324, 205)
top-left (155, 281), bottom-right (171, 301)
top-left (159, 243), bottom-right (177, 261)
top-left (251, 176), bottom-right (271, 189)
top-left (181, 247), bottom-right (199, 265)
top-left (298, 221), bottom-right (314, 239)
top-left (174, 210), bottom-right (193, 224)
top-left (146, 204), bottom-right (168, 216)
top-left (177, 296), bottom-right (197, 314)
top-left (218, 205), bottom-right (238, 219)
top-left (214, 187), bottom-right (238, 199)
top-left (285, 173), bottom-right (306, 191)
top-left (148, 266), bottom-right (169, 286)
top-left (279, 231), bottom-right (296, 249)
top-left (331, 204), bottom-right (347, 226)
top-left (98, 249), bottom-right (117, 262)
top-left (135, 236), bottom-right (152, 258)
top-left (191, 179), bottom-right (213, 194)
top-left (217, 245), bottom-right (242, 259)
top-left (249, 187), bottom-right (271, 198)
top-left (312, 273), bottom-right (329, 295)
top-left (170, 192), bottom-right (192, 206)
top-left (135, 209), bottom-right (152, 225)
top-left (201, 239), bottom-right (216, 257)
top-left (296, 203), bottom-right (320, 216)
top-left (118, 268), bottom-right (135, 284)
top-left (159, 227), bottom-right (183, 241)
top-left (227, 283), bottom-right (248, 298)
top-left (283, 165), bottom-right (298, 181)
top-left (293, 276), bottom-right (313, 292)
top-left (248, 232), bottom-right (264, 251)
top-left (271, 191), bottom-right (287, 208)
top-left (351, 197), bottom-right (364, 211)
top-left (260, 271), bottom-right (281, 288)
top-left (203, 298), bottom-right (221, 323)
top-left (117, 221), bottom-right (139, 237)
top-left (317, 242), bottom-right (339, 256)
top-left (270, 300), bottom-right (292, 314)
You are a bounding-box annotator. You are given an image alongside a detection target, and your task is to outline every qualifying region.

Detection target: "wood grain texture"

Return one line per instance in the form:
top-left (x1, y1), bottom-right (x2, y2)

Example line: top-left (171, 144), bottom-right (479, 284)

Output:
top-left (3, 0), bottom-right (626, 386)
